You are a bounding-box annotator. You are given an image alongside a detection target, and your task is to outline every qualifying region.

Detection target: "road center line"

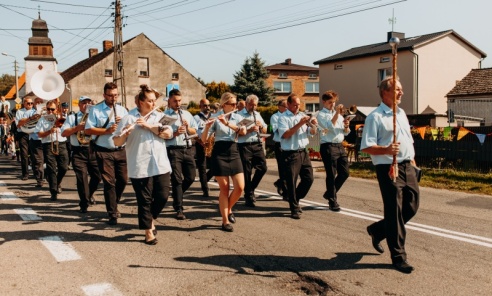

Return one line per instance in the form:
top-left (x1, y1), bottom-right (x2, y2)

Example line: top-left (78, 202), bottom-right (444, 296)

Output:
top-left (14, 208), bottom-right (42, 221)
top-left (250, 187), bottom-right (492, 248)
top-left (39, 236), bottom-right (82, 262)
top-left (82, 283), bottom-right (122, 296)
top-left (0, 191), bottom-right (19, 200)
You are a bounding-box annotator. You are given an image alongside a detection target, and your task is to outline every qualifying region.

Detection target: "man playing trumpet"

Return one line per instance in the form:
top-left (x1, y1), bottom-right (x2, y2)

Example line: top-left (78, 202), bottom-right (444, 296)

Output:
top-left (61, 96), bottom-right (101, 213)
top-left (316, 91), bottom-right (351, 212)
top-left (34, 100), bottom-right (69, 201)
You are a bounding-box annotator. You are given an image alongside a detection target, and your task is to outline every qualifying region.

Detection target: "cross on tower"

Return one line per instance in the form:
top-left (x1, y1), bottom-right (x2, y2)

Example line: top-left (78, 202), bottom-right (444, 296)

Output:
top-left (388, 8), bottom-right (397, 31)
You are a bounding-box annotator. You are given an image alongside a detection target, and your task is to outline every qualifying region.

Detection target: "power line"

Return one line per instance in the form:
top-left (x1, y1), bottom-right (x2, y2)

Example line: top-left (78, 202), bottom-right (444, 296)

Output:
top-left (1, 3), bottom-right (107, 16)
top-left (162, 0), bottom-right (406, 48)
top-left (29, 0), bottom-right (108, 9)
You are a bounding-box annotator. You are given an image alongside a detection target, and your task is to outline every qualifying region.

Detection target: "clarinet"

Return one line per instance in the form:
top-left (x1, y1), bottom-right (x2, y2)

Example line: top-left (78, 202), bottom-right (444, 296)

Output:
top-left (252, 110), bottom-right (261, 143)
top-left (178, 109), bottom-right (191, 148)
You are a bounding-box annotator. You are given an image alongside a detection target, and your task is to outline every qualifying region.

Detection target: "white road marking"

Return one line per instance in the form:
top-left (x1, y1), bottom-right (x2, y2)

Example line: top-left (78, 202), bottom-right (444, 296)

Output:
top-left (249, 187), bottom-right (492, 249)
top-left (39, 236), bottom-right (82, 262)
top-left (14, 208), bottom-right (42, 221)
top-left (82, 283), bottom-right (122, 296)
top-left (0, 191), bottom-right (19, 200)
top-left (0, 181), bottom-right (7, 186)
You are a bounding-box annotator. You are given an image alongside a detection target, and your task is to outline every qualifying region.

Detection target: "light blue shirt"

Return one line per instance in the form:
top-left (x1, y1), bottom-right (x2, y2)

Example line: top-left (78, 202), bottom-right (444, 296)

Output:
top-left (85, 102), bottom-right (128, 149)
top-left (33, 115), bottom-right (67, 144)
top-left (116, 108), bottom-right (172, 179)
top-left (193, 112), bottom-right (210, 137)
top-left (15, 108), bottom-right (35, 126)
top-left (61, 112), bottom-right (84, 147)
top-left (270, 111), bottom-right (284, 143)
top-left (278, 110), bottom-right (312, 151)
top-left (317, 108), bottom-right (350, 144)
top-left (164, 108), bottom-right (198, 147)
top-left (360, 103), bottom-right (415, 165)
top-left (208, 110), bottom-right (243, 142)
top-left (237, 108), bottom-right (267, 144)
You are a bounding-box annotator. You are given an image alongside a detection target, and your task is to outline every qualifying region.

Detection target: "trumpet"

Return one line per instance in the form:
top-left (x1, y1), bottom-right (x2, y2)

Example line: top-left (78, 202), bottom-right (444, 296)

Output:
top-left (341, 104), bottom-right (357, 116)
top-left (51, 116), bottom-right (66, 155)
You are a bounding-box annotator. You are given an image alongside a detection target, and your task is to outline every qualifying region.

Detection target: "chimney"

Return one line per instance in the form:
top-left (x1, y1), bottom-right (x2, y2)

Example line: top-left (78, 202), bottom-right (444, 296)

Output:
top-left (285, 58), bottom-right (292, 65)
top-left (88, 48), bottom-right (98, 57)
top-left (103, 40), bottom-right (113, 51)
top-left (387, 32), bottom-right (405, 42)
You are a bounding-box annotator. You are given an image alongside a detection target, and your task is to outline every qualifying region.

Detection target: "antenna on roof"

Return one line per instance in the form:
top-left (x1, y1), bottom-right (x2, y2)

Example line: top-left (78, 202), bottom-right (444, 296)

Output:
top-left (38, 5), bottom-right (41, 19)
top-left (388, 8), bottom-right (397, 31)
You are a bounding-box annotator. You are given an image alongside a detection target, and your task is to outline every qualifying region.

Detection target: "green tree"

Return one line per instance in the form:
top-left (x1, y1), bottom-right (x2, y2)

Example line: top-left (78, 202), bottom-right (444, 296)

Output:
top-left (0, 74), bottom-right (15, 96)
top-left (231, 52), bottom-right (274, 105)
top-left (205, 80), bottom-right (230, 102)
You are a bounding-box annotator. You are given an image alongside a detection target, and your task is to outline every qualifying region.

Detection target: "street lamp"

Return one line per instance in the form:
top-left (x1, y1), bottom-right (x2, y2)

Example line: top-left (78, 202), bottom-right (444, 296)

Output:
top-left (1, 52), bottom-right (19, 104)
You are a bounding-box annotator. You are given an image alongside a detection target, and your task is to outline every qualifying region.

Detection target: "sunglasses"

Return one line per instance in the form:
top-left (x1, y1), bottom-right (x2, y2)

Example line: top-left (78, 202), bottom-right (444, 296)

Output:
top-left (224, 102), bottom-right (236, 106)
top-left (47, 108), bottom-right (56, 111)
top-left (25, 102), bottom-right (33, 105)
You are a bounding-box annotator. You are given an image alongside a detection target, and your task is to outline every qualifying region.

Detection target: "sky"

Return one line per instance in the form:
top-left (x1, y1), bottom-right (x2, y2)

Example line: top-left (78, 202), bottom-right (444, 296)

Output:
top-left (1, 0), bottom-right (491, 86)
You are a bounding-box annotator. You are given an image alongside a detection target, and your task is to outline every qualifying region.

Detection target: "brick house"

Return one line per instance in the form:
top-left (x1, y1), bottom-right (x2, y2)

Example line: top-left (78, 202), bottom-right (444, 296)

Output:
top-left (265, 58), bottom-right (319, 112)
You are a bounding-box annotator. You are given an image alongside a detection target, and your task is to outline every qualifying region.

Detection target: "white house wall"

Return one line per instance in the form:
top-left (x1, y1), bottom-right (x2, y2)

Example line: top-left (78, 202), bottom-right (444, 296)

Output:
top-left (414, 34), bottom-right (482, 114)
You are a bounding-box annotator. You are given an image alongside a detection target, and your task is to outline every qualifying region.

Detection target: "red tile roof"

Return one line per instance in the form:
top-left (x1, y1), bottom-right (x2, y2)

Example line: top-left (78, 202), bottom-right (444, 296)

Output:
top-left (447, 68), bottom-right (492, 97)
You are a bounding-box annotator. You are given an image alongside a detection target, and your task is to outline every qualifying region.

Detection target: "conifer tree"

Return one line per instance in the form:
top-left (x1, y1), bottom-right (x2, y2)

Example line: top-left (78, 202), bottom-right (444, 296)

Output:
top-left (231, 52), bottom-right (274, 105)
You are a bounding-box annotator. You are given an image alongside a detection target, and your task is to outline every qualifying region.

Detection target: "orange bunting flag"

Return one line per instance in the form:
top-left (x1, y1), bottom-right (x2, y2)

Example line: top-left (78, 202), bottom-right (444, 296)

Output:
top-left (457, 127), bottom-right (470, 141)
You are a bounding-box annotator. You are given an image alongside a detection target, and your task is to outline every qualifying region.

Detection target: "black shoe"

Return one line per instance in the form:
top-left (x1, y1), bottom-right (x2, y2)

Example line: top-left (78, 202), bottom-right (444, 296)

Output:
top-left (107, 217), bottom-right (118, 225)
top-left (89, 197), bottom-right (96, 206)
top-left (21, 175), bottom-right (28, 181)
top-left (57, 186), bottom-right (62, 194)
top-left (144, 238), bottom-right (158, 245)
top-left (244, 201), bottom-right (256, 208)
top-left (35, 181), bottom-right (43, 188)
top-left (221, 223), bottom-right (234, 232)
top-left (367, 226), bottom-right (384, 254)
top-left (176, 211), bottom-right (186, 220)
top-left (328, 200), bottom-right (341, 212)
top-left (274, 180), bottom-right (284, 196)
top-left (228, 213), bottom-right (236, 224)
top-left (392, 260), bottom-right (414, 274)
top-left (50, 193), bottom-right (57, 201)
top-left (79, 208), bottom-right (88, 214)
top-left (291, 212), bottom-right (301, 220)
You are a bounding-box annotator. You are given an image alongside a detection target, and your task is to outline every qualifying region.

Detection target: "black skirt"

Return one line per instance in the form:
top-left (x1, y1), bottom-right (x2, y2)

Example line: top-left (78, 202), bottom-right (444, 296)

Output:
top-left (211, 141), bottom-right (243, 176)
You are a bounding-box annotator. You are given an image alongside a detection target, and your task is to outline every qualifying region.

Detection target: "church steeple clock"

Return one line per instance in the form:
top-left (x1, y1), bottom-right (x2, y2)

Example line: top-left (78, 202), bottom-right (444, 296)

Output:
top-left (24, 12), bottom-right (58, 94)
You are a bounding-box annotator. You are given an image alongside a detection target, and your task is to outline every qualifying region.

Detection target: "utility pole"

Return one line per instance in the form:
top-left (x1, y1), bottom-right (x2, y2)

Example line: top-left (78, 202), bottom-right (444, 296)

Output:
top-left (1, 52), bottom-right (19, 106)
top-left (113, 0), bottom-right (126, 107)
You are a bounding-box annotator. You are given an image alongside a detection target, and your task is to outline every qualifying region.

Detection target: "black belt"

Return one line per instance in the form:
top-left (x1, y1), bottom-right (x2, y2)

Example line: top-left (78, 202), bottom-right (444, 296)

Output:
top-left (321, 142), bottom-right (343, 146)
top-left (238, 142), bottom-right (262, 146)
top-left (167, 145), bottom-right (192, 150)
top-left (94, 144), bottom-right (125, 152)
top-left (283, 148), bottom-right (306, 153)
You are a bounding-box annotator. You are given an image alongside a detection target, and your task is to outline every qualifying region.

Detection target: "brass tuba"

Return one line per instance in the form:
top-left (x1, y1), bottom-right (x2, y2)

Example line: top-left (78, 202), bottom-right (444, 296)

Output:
top-left (76, 112), bottom-right (91, 145)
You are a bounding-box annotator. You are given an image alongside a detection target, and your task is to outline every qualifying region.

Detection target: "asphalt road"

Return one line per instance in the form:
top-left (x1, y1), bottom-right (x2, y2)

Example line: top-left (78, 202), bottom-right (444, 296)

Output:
top-left (0, 155), bottom-right (491, 296)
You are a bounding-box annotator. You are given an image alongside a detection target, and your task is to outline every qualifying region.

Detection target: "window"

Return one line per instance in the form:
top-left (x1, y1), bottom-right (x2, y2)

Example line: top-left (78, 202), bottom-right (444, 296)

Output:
top-left (380, 57), bottom-right (390, 63)
top-left (378, 68), bottom-right (392, 85)
top-left (334, 64), bottom-right (343, 70)
top-left (138, 57), bottom-right (149, 77)
top-left (273, 81), bottom-right (291, 93)
top-left (308, 73), bottom-right (317, 79)
top-left (42, 47), bottom-right (48, 55)
top-left (33, 47), bottom-right (39, 55)
top-left (172, 73), bottom-right (179, 80)
top-left (305, 82), bottom-right (319, 94)
top-left (278, 72), bottom-right (288, 79)
top-left (305, 103), bottom-right (320, 113)
top-left (105, 69), bottom-right (113, 77)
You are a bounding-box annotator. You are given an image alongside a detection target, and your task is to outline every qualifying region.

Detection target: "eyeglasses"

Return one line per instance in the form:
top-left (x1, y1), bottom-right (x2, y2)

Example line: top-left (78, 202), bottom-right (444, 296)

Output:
top-left (47, 108), bottom-right (56, 111)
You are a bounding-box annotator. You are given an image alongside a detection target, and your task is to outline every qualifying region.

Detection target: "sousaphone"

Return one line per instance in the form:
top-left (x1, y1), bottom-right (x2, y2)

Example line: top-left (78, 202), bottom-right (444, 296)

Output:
top-left (21, 70), bottom-right (65, 133)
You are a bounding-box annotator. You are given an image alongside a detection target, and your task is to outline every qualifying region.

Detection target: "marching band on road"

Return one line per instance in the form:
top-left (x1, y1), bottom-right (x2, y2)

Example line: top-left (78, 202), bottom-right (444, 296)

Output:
top-left (1, 77), bottom-right (420, 273)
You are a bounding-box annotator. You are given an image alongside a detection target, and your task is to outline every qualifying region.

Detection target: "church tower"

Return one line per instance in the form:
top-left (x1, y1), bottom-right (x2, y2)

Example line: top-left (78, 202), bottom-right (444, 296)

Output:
top-left (24, 12), bottom-right (58, 94)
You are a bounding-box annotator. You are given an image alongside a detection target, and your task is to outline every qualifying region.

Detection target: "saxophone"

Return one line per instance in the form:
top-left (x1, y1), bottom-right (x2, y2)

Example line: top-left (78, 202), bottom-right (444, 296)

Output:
top-left (76, 112), bottom-right (91, 145)
top-left (204, 133), bottom-right (215, 158)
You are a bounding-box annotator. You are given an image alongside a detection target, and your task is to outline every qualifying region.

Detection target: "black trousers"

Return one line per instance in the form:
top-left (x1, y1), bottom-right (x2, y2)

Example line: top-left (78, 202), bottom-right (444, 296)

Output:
top-left (282, 149), bottom-right (314, 213)
top-left (320, 142), bottom-right (349, 201)
top-left (1, 136), bottom-right (6, 154)
top-left (29, 139), bottom-right (44, 183)
top-left (18, 132), bottom-right (29, 177)
top-left (194, 143), bottom-right (213, 192)
top-left (238, 142), bottom-right (267, 201)
top-left (95, 147), bottom-right (127, 218)
top-left (274, 142), bottom-right (287, 194)
top-left (368, 161), bottom-right (420, 262)
top-left (167, 146), bottom-right (196, 212)
top-left (42, 142), bottom-right (68, 195)
top-left (72, 146), bottom-right (101, 209)
top-left (131, 173), bottom-right (171, 229)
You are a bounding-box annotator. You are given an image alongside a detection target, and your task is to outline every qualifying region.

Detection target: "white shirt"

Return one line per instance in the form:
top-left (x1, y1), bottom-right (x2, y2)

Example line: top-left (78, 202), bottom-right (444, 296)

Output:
top-left (34, 115), bottom-right (67, 144)
top-left (116, 108), bottom-right (172, 179)
top-left (317, 108), bottom-right (350, 144)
